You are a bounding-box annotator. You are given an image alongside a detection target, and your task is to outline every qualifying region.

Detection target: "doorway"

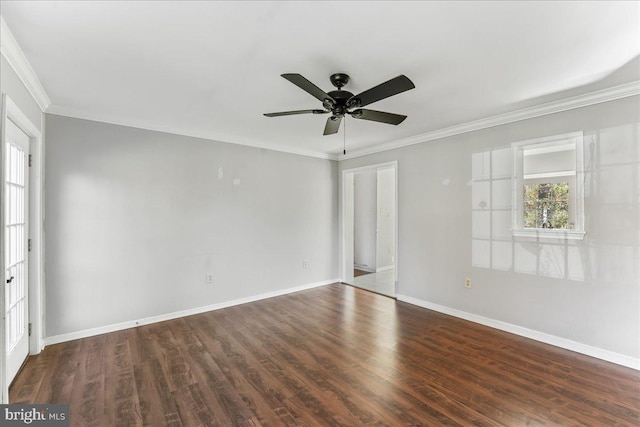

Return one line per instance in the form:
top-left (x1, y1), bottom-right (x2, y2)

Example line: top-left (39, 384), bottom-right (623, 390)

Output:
top-left (342, 161), bottom-right (397, 297)
top-left (4, 118), bottom-right (30, 384)
top-left (1, 95), bottom-right (43, 403)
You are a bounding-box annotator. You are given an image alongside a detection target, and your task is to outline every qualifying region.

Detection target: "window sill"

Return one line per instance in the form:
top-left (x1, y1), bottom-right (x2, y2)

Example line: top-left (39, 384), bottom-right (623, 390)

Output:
top-left (512, 229), bottom-right (586, 241)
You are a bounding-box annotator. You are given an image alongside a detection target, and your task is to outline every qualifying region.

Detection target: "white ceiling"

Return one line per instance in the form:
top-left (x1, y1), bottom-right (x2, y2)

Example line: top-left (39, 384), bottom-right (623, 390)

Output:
top-left (1, 1), bottom-right (638, 159)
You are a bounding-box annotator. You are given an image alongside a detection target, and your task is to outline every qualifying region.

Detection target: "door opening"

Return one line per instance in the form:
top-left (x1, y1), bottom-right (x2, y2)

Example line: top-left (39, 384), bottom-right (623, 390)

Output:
top-left (4, 118), bottom-right (30, 385)
top-left (1, 95), bottom-right (43, 404)
top-left (342, 161), bottom-right (398, 297)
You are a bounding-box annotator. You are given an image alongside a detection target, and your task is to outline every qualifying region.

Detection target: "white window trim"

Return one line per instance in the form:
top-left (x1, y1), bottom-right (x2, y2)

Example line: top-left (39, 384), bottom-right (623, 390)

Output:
top-left (511, 131), bottom-right (586, 240)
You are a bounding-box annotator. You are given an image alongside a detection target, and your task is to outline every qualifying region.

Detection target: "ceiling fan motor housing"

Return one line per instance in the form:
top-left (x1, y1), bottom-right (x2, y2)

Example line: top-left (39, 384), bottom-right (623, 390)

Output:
top-left (327, 90), bottom-right (354, 117)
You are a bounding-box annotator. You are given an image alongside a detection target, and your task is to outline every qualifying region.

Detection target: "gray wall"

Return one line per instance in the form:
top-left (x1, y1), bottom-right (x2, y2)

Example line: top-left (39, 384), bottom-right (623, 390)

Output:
top-left (339, 96), bottom-right (640, 359)
top-left (44, 115), bottom-right (338, 337)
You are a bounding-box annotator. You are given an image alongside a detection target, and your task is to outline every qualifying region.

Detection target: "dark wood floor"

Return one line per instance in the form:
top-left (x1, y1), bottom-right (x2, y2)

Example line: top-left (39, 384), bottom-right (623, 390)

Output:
top-left (11, 283), bottom-right (640, 426)
top-left (354, 269), bottom-right (373, 277)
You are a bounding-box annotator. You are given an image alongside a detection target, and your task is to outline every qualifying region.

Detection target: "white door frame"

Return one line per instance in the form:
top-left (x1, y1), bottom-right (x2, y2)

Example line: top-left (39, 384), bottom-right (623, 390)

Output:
top-left (341, 161), bottom-right (398, 291)
top-left (1, 94), bottom-right (44, 403)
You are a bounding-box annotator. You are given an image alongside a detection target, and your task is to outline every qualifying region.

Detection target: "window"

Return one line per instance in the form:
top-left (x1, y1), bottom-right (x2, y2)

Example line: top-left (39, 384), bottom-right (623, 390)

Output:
top-left (512, 132), bottom-right (585, 239)
top-left (523, 182), bottom-right (569, 228)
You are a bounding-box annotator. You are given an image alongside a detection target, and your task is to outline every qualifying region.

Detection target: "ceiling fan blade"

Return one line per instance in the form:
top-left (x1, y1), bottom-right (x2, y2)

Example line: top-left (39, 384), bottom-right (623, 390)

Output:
top-left (350, 109), bottom-right (407, 125)
top-left (323, 116), bottom-right (342, 135)
top-left (348, 75), bottom-right (415, 108)
top-left (264, 109), bottom-right (328, 117)
top-left (282, 74), bottom-right (336, 105)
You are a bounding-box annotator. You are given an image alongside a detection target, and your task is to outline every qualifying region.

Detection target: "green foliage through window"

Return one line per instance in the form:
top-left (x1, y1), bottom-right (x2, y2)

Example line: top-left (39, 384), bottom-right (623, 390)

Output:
top-left (523, 183), bottom-right (569, 229)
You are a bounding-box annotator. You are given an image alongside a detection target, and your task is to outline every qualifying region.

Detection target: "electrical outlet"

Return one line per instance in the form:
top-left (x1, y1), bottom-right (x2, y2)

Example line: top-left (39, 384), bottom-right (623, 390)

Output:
top-left (464, 277), bottom-right (472, 288)
top-left (303, 260), bottom-right (309, 269)
top-left (206, 274), bottom-right (214, 284)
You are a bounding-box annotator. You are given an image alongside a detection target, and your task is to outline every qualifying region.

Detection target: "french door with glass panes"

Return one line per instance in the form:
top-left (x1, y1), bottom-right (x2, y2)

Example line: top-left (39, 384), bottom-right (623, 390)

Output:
top-left (4, 118), bottom-right (30, 384)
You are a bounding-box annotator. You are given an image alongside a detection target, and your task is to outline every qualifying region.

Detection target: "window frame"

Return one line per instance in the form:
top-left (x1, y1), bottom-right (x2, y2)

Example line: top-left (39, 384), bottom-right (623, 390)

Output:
top-left (511, 131), bottom-right (586, 240)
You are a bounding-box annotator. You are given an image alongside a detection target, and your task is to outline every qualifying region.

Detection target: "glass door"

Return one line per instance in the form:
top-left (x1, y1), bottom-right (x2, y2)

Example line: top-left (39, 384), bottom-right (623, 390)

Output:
top-left (4, 118), bottom-right (30, 384)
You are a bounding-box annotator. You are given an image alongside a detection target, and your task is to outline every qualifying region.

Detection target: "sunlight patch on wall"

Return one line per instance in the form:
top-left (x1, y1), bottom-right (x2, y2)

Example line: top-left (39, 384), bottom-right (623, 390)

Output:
top-left (471, 124), bottom-right (640, 284)
top-left (471, 146), bottom-right (588, 281)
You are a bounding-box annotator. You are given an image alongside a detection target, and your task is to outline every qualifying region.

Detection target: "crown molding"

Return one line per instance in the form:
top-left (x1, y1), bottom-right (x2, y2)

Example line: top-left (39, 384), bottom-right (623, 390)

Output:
top-left (46, 105), bottom-right (338, 160)
top-left (0, 16), bottom-right (51, 112)
top-left (4, 6), bottom-right (635, 162)
top-left (47, 80), bottom-right (639, 162)
top-left (339, 80), bottom-right (640, 160)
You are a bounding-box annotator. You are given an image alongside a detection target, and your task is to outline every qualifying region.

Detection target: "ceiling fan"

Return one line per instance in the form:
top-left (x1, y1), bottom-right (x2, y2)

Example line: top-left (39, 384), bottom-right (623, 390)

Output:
top-left (264, 73), bottom-right (415, 135)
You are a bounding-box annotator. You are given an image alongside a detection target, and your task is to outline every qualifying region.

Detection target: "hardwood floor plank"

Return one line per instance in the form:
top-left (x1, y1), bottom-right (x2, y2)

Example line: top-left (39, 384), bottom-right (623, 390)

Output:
top-left (410, 319), bottom-right (639, 425)
top-left (8, 342), bottom-right (59, 403)
top-left (270, 302), bottom-right (486, 426)
top-left (262, 295), bottom-right (494, 426)
top-left (394, 330), bottom-right (571, 425)
top-left (189, 312), bottom-right (318, 426)
top-left (171, 383), bottom-right (219, 426)
top-left (147, 325), bottom-right (196, 393)
top-left (68, 336), bottom-right (106, 427)
top-left (10, 283), bottom-right (640, 426)
top-left (37, 339), bottom-right (82, 404)
top-left (275, 294), bottom-right (493, 425)
top-left (134, 361), bottom-right (182, 427)
top-left (103, 332), bottom-right (143, 426)
top-left (245, 303), bottom-right (427, 425)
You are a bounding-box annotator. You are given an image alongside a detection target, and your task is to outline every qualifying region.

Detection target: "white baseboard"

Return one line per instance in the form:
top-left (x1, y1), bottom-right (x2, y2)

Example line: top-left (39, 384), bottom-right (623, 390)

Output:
top-left (44, 279), bottom-right (338, 346)
top-left (376, 265), bottom-right (395, 273)
top-left (397, 294), bottom-right (640, 371)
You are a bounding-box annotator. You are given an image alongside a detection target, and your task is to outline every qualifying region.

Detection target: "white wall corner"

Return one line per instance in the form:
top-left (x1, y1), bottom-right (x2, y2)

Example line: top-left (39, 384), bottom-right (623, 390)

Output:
top-left (397, 294), bottom-right (640, 371)
top-left (0, 16), bottom-right (51, 111)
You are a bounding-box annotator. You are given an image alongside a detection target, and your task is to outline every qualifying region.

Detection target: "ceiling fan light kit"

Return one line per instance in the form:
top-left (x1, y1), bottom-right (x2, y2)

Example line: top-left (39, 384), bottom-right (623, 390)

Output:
top-left (264, 72), bottom-right (415, 136)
